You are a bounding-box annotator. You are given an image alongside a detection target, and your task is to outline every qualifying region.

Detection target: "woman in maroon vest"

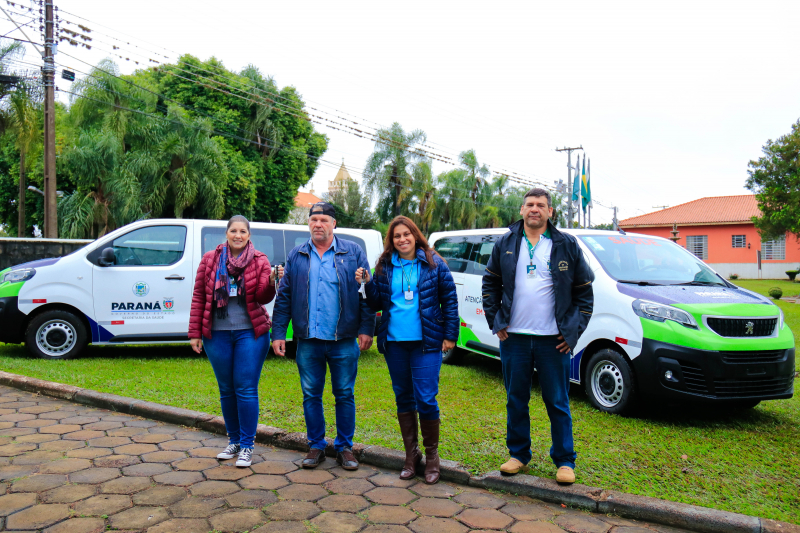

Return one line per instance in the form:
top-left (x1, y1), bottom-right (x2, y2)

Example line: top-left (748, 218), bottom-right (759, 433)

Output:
top-left (189, 215), bottom-right (276, 467)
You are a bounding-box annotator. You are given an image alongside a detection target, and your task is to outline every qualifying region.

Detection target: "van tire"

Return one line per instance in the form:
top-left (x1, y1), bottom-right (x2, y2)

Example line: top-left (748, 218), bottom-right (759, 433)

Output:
top-left (442, 346), bottom-right (462, 365)
top-left (26, 310), bottom-right (88, 360)
top-left (584, 348), bottom-right (635, 415)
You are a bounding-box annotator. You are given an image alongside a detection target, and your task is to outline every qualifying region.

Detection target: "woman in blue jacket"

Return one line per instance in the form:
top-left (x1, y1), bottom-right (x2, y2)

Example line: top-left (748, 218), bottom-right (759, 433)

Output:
top-left (355, 216), bottom-right (458, 484)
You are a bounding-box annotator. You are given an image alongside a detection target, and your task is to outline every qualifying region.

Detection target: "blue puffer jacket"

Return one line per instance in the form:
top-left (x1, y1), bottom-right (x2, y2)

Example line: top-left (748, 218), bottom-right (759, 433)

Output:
top-left (365, 248), bottom-right (459, 355)
top-left (272, 236), bottom-right (375, 342)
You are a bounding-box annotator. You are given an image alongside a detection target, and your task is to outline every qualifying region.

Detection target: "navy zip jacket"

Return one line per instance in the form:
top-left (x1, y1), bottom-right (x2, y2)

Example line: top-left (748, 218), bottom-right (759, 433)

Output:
top-left (482, 219), bottom-right (594, 351)
top-left (364, 248), bottom-right (459, 355)
top-left (272, 236), bottom-right (375, 341)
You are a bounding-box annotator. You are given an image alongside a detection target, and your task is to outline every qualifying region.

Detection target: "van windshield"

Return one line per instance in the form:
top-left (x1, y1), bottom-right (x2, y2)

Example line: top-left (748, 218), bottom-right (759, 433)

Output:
top-left (579, 235), bottom-right (726, 286)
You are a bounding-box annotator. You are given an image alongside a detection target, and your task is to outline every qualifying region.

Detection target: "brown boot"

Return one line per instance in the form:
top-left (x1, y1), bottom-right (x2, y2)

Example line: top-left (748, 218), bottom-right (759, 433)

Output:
top-left (419, 418), bottom-right (440, 484)
top-left (397, 411), bottom-right (422, 480)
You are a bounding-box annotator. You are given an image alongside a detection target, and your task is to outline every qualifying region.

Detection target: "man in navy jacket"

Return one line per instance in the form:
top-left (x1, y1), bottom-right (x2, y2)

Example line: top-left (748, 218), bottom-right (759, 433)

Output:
top-left (482, 188), bottom-right (594, 484)
top-left (272, 202), bottom-right (375, 471)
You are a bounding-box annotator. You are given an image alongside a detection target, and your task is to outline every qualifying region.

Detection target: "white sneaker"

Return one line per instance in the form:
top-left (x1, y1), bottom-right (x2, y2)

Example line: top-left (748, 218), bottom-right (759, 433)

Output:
top-left (236, 447), bottom-right (253, 467)
top-left (217, 443), bottom-right (240, 460)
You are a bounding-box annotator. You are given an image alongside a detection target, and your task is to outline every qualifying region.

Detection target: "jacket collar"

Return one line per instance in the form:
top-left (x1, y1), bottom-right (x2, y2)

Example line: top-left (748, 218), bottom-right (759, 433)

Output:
top-left (391, 248), bottom-right (429, 266)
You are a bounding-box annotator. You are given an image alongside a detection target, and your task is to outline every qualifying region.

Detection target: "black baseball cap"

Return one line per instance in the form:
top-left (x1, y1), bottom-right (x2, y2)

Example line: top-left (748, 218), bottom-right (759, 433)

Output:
top-left (309, 202), bottom-right (336, 219)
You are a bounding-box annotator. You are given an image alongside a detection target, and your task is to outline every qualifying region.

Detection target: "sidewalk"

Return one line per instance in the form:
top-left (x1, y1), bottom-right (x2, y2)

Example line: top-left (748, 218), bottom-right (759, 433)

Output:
top-left (0, 383), bottom-right (685, 533)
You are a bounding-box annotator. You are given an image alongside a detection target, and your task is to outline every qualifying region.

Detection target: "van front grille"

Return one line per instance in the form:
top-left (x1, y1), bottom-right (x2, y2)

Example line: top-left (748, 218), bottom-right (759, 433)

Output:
top-left (706, 317), bottom-right (776, 337)
top-left (720, 350), bottom-right (786, 364)
top-left (712, 376), bottom-right (794, 398)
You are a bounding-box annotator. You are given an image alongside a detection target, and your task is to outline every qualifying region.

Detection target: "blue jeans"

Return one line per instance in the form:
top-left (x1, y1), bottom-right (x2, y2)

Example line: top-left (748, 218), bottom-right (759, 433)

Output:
top-left (384, 341), bottom-right (442, 420)
top-left (499, 333), bottom-right (576, 468)
top-left (203, 329), bottom-right (270, 448)
top-left (296, 337), bottom-right (360, 452)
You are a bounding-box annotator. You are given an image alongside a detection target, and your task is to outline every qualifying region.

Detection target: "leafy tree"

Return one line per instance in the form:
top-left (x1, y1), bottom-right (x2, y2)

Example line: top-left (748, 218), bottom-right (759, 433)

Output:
top-left (363, 122), bottom-right (426, 221)
top-left (592, 222), bottom-right (614, 230)
top-left (746, 119), bottom-right (800, 239)
top-left (409, 160), bottom-right (437, 234)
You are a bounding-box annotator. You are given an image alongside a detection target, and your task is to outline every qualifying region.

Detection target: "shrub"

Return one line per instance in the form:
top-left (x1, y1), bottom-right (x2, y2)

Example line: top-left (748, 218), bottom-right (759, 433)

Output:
top-left (787, 270), bottom-right (799, 282)
top-left (729, 273), bottom-right (739, 280)
top-left (769, 287), bottom-right (783, 299)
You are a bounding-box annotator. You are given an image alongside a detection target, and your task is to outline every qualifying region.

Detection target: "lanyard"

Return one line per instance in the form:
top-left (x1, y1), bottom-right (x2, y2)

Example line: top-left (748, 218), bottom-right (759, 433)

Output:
top-left (523, 233), bottom-right (545, 266)
top-left (399, 259), bottom-right (418, 292)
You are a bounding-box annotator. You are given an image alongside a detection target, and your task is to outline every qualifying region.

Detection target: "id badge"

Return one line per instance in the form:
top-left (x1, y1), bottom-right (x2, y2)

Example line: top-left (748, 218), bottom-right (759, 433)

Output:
top-left (229, 281), bottom-right (238, 297)
top-left (404, 290), bottom-right (414, 301)
top-left (526, 265), bottom-right (537, 279)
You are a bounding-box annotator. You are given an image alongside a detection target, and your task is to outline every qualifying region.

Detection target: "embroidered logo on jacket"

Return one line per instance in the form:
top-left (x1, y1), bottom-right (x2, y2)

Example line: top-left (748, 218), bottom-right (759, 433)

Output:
top-left (558, 261), bottom-right (569, 272)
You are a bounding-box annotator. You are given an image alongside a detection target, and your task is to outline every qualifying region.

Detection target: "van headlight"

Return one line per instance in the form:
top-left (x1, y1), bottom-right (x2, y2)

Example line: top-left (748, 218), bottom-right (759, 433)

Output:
top-left (632, 299), bottom-right (697, 328)
top-left (778, 307), bottom-right (784, 330)
top-left (2, 268), bottom-right (36, 283)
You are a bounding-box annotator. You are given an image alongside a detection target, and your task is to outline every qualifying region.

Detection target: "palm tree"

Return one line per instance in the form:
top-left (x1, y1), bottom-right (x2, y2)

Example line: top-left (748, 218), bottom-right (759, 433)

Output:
top-left (459, 149), bottom-right (490, 229)
top-left (240, 65), bottom-right (280, 160)
top-left (69, 59), bottom-right (156, 138)
top-left (363, 122), bottom-right (426, 220)
top-left (434, 168), bottom-right (469, 230)
top-left (5, 81), bottom-right (41, 237)
top-left (0, 39), bottom-right (23, 101)
top-left (132, 106), bottom-right (226, 220)
top-left (410, 160), bottom-right (437, 234)
top-left (58, 128), bottom-right (124, 238)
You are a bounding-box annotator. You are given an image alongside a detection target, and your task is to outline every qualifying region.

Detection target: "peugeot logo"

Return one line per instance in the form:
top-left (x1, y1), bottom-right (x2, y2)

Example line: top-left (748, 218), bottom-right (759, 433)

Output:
top-left (745, 321), bottom-right (754, 335)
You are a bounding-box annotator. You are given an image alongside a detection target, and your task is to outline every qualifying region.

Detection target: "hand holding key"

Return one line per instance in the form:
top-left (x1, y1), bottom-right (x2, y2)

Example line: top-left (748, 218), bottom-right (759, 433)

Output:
top-left (355, 267), bottom-right (371, 284)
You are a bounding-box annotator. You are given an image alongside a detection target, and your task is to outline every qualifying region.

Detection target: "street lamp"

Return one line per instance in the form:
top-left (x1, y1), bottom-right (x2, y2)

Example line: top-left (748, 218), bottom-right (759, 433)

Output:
top-left (28, 186), bottom-right (63, 198)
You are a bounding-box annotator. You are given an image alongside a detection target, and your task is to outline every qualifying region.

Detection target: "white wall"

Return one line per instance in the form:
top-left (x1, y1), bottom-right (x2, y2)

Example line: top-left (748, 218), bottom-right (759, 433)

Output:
top-left (708, 263), bottom-right (799, 280)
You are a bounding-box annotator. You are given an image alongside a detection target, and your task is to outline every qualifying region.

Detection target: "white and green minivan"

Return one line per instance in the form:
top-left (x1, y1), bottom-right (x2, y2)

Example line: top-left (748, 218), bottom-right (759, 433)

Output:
top-left (429, 228), bottom-right (795, 413)
top-left (0, 219), bottom-right (383, 360)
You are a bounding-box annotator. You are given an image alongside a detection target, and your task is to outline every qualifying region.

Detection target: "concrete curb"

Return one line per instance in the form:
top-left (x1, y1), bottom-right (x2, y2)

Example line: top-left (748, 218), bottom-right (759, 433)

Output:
top-left (0, 370), bottom-right (796, 533)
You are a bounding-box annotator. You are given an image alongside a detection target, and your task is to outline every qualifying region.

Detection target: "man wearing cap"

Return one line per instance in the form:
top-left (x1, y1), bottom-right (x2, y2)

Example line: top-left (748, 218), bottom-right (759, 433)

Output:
top-left (272, 202), bottom-right (375, 470)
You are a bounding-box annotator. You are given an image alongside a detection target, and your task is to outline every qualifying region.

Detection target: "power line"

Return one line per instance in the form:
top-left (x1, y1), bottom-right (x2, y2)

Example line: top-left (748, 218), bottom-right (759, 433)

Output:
top-left (41, 12), bottom-right (560, 186)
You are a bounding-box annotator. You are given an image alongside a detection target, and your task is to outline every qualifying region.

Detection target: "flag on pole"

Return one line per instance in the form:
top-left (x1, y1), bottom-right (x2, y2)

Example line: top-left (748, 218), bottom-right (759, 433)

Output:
top-left (581, 155), bottom-right (591, 213)
top-left (588, 159), bottom-right (592, 207)
top-left (572, 160), bottom-right (580, 204)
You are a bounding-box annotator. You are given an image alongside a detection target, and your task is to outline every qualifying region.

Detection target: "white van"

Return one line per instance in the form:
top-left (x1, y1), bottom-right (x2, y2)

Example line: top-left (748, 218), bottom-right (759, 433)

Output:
top-left (429, 228), bottom-right (795, 413)
top-left (0, 219), bottom-right (383, 360)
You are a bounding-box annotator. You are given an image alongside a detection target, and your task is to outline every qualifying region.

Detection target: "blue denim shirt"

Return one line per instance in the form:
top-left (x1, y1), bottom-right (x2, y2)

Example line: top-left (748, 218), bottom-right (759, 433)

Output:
top-left (307, 238), bottom-right (340, 340)
top-left (387, 253), bottom-right (423, 342)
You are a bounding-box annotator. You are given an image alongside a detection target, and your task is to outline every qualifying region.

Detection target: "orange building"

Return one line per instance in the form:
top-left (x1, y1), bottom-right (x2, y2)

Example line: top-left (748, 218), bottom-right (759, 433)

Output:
top-left (619, 195), bottom-right (800, 279)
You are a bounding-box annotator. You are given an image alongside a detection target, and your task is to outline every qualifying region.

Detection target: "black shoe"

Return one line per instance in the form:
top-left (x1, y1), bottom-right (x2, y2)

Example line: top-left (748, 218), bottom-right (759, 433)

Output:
top-left (336, 448), bottom-right (359, 470)
top-left (302, 448), bottom-right (326, 468)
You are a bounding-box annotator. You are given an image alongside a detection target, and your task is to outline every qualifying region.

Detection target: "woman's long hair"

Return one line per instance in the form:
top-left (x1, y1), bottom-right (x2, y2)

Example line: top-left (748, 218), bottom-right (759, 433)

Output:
top-left (375, 216), bottom-right (440, 276)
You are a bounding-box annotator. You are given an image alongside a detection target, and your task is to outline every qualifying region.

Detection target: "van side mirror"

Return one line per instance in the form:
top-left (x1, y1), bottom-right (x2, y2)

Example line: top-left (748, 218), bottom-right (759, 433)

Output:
top-left (98, 247), bottom-right (116, 266)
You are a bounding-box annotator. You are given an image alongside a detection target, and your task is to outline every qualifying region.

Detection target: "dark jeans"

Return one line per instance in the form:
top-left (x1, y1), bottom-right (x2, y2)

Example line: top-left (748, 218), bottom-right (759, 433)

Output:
top-left (296, 337), bottom-right (360, 452)
top-left (203, 329), bottom-right (270, 449)
top-left (384, 341), bottom-right (442, 420)
top-left (499, 333), bottom-right (576, 468)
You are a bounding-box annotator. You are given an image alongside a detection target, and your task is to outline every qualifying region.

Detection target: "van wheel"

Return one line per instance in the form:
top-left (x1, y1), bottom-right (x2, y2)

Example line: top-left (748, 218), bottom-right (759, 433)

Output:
top-left (442, 346), bottom-right (462, 365)
top-left (584, 349), bottom-right (635, 415)
top-left (26, 310), bottom-right (88, 360)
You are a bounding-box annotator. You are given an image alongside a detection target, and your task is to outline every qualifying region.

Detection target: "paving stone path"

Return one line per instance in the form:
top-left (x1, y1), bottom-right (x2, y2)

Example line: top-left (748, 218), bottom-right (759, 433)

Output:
top-left (0, 385), bottom-right (690, 533)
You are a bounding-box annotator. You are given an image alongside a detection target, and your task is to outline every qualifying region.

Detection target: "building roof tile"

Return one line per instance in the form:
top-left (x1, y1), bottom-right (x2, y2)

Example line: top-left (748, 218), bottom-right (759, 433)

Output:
top-left (294, 191), bottom-right (322, 208)
top-left (619, 195), bottom-right (760, 227)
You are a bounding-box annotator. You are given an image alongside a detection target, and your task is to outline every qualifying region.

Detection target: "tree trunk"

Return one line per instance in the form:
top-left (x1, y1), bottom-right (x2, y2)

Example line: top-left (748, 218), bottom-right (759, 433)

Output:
top-left (17, 151), bottom-right (25, 237)
top-left (392, 164), bottom-right (400, 217)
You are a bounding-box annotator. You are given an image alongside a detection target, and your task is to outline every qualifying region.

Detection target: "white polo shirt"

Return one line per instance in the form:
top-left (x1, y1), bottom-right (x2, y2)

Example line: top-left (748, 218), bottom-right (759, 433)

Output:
top-left (507, 231), bottom-right (559, 335)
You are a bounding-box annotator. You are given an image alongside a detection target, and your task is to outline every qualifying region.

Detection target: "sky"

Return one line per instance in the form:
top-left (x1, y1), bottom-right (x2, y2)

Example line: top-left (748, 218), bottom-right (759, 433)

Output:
top-left (2, 0), bottom-right (799, 225)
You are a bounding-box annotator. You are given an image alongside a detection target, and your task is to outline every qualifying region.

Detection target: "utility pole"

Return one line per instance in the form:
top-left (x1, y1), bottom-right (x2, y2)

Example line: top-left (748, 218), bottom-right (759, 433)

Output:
top-left (612, 206), bottom-right (619, 231)
top-left (42, 0), bottom-right (57, 238)
top-left (556, 146), bottom-right (582, 228)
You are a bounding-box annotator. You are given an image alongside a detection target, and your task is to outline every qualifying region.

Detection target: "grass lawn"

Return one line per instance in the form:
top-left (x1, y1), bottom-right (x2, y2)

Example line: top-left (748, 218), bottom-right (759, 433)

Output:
top-left (0, 279), bottom-right (797, 523)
